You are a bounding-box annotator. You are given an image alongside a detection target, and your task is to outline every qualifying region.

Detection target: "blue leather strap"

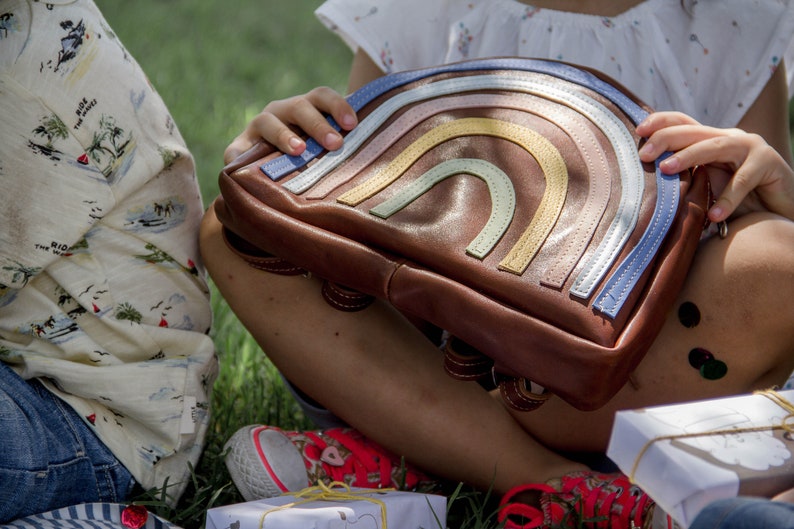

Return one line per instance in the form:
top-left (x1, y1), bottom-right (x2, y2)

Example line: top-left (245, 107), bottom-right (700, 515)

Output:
top-left (594, 153), bottom-right (680, 318)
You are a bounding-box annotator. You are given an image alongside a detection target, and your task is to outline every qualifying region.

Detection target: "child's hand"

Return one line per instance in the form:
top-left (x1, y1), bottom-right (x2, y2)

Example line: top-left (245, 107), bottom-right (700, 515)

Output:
top-left (637, 111), bottom-right (794, 223)
top-left (224, 87), bottom-right (358, 164)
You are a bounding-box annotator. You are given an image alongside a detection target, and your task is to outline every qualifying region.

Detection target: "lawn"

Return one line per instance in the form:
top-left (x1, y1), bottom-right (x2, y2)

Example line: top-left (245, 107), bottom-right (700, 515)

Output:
top-left (94, 2), bottom-right (794, 527)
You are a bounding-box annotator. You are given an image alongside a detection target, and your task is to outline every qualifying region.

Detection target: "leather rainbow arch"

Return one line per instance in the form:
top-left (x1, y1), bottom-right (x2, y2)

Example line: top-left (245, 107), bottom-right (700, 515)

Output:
top-left (259, 58), bottom-right (680, 320)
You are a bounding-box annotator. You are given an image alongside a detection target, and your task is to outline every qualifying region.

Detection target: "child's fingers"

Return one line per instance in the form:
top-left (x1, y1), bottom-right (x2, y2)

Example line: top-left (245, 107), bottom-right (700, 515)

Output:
top-left (655, 131), bottom-right (754, 175)
top-left (223, 111), bottom-right (298, 164)
top-left (285, 99), bottom-right (344, 151)
top-left (644, 130), bottom-right (761, 221)
top-left (710, 146), bottom-right (794, 222)
top-left (709, 162), bottom-right (764, 222)
top-left (285, 87), bottom-right (357, 151)
top-left (305, 86), bottom-right (358, 131)
top-left (635, 111), bottom-right (699, 137)
top-left (637, 123), bottom-right (744, 164)
top-left (223, 87), bottom-right (357, 164)
top-left (635, 121), bottom-right (794, 222)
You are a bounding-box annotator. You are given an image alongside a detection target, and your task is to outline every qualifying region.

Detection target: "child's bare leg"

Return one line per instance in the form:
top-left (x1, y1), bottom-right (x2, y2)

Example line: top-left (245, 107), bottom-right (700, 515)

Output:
top-left (200, 208), bottom-right (587, 494)
top-left (513, 212), bottom-right (794, 453)
top-left (201, 207), bottom-right (794, 492)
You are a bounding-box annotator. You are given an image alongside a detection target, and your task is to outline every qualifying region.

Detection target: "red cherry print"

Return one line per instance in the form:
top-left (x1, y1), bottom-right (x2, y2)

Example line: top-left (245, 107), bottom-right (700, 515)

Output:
top-left (121, 505), bottom-right (148, 529)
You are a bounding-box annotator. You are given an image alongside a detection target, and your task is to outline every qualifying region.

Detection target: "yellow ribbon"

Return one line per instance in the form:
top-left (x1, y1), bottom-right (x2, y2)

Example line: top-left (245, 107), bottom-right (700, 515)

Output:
top-left (629, 389), bottom-right (794, 483)
top-left (259, 482), bottom-right (395, 529)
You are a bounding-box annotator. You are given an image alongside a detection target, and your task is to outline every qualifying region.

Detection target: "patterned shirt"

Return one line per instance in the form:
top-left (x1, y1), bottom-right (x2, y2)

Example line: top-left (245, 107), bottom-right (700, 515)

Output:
top-left (316, 0), bottom-right (794, 129)
top-left (0, 0), bottom-right (217, 501)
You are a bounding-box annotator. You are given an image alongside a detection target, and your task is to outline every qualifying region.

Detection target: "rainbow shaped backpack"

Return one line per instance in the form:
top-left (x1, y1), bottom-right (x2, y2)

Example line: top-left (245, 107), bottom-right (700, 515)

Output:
top-left (214, 57), bottom-right (710, 411)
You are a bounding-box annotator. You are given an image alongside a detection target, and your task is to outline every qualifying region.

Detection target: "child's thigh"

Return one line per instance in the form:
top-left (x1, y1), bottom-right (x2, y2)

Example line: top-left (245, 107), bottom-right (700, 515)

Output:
top-left (510, 212), bottom-right (794, 453)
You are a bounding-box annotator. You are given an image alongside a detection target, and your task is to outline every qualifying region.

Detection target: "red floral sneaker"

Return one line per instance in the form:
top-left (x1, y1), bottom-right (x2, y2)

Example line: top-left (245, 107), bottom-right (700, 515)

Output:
top-left (498, 471), bottom-right (655, 529)
top-left (224, 425), bottom-right (438, 501)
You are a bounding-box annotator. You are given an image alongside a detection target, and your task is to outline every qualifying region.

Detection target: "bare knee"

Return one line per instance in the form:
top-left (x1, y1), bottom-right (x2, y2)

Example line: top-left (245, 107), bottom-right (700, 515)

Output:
top-left (725, 213), bottom-right (794, 384)
top-left (508, 213), bottom-right (794, 452)
top-left (661, 213), bottom-right (794, 383)
top-left (651, 212), bottom-right (794, 394)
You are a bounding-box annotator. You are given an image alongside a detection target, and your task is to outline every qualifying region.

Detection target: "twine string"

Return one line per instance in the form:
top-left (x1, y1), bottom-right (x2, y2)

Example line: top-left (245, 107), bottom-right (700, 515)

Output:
top-left (629, 389), bottom-right (794, 482)
top-left (259, 482), bottom-right (395, 529)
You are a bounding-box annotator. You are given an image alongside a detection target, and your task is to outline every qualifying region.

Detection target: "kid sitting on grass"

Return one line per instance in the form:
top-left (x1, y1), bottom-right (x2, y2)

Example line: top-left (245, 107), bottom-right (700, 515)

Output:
top-left (201, 1), bottom-right (794, 527)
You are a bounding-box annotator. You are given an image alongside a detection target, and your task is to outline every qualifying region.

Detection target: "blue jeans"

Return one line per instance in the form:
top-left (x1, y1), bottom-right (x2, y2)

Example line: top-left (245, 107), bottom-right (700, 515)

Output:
top-left (690, 497), bottom-right (794, 529)
top-left (0, 362), bottom-right (135, 523)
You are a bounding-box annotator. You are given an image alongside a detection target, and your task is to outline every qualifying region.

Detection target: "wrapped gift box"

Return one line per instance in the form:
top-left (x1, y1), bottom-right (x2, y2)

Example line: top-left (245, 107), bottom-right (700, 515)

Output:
top-left (607, 390), bottom-right (794, 528)
top-left (206, 488), bottom-right (446, 529)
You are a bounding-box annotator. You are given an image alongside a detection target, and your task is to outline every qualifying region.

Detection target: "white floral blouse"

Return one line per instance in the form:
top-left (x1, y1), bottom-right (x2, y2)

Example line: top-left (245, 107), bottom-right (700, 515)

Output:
top-left (316, 0), bottom-right (794, 129)
top-left (0, 0), bottom-right (217, 501)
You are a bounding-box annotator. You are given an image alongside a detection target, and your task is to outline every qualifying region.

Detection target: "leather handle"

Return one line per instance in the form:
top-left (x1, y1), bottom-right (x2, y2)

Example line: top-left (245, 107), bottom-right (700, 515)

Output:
top-left (221, 228), bottom-right (308, 276)
top-left (443, 336), bottom-right (493, 381)
top-left (498, 377), bottom-right (552, 412)
top-left (321, 281), bottom-right (374, 312)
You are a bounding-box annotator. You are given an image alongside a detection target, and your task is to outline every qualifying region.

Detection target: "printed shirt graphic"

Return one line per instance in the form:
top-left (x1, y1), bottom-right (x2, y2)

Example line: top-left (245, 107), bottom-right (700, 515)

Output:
top-left (0, 0), bottom-right (217, 500)
top-left (316, 0), bottom-right (794, 129)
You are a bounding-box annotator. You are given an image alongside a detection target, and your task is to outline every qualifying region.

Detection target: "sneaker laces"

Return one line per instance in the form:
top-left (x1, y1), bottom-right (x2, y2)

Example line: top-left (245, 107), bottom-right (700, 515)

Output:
top-left (497, 482), bottom-right (554, 529)
top-left (498, 472), bottom-right (654, 529)
top-left (293, 428), bottom-right (430, 490)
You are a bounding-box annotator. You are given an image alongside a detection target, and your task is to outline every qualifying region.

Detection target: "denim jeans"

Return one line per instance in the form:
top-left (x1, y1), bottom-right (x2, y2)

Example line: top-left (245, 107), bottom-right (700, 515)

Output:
top-left (690, 497), bottom-right (794, 529)
top-left (0, 362), bottom-right (135, 523)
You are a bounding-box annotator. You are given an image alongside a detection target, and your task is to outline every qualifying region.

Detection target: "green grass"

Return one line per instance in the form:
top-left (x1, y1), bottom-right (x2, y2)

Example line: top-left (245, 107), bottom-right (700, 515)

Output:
top-left (95, 2), bottom-right (794, 527)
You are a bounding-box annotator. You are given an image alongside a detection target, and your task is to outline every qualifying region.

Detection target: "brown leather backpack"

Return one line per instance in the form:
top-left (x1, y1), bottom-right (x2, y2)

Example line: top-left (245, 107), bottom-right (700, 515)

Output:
top-left (213, 57), bottom-right (710, 411)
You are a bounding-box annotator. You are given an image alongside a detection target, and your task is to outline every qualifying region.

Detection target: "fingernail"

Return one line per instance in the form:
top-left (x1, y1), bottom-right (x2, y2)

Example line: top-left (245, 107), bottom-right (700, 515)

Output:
top-left (638, 142), bottom-right (654, 157)
top-left (340, 113), bottom-right (357, 129)
top-left (660, 156), bottom-right (680, 172)
top-left (637, 117), bottom-right (650, 129)
top-left (709, 205), bottom-right (724, 221)
top-left (324, 132), bottom-right (341, 147)
top-left (288, 136), bottom-right (304, 152)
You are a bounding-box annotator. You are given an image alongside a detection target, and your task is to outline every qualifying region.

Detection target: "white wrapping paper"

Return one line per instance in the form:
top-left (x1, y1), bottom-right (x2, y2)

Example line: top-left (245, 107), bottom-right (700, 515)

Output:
top-left (206, 486), bottom-right (446, 529)
top-left (607, 390), bottom-right (794, 528)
